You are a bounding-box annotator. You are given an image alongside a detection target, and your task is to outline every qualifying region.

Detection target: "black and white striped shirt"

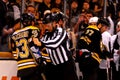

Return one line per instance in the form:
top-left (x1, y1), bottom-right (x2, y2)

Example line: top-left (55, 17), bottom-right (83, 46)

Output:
top-left (41, 27), bottom-right (72, 65)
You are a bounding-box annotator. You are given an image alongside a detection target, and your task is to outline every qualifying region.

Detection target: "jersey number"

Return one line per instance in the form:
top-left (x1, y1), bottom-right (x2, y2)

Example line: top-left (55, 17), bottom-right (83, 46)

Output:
top-left (16, 39), bottom-right (29, 58)
top-left (85, 30), bottom-right (94, 36)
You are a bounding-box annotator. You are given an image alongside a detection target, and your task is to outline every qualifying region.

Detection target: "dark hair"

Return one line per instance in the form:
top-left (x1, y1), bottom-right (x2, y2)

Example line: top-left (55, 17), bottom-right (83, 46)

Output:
top-left (26, 5), bottom-right (35, 9)
top-left (85, 9), bottom-right (96, 16)
top-left (42, 13), bottom-right (52, 24)
top-left (8, 0), bottom-right (16, 3)
top-left (42, 12), bottom-right (67, 24)
top-left (97, 18), bottom-right (110, 27)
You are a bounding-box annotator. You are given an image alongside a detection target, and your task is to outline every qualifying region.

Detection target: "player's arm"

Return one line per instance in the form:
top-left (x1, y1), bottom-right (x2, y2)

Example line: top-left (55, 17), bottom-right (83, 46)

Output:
top-left (8, 36), bottom-right (17, 59)
top-left (42, 28), bottom-right (67, 48)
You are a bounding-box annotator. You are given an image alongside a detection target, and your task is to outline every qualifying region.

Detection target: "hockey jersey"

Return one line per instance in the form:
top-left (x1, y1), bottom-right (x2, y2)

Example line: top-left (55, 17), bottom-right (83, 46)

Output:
top-left (10, 26), bottom-right (40, 77)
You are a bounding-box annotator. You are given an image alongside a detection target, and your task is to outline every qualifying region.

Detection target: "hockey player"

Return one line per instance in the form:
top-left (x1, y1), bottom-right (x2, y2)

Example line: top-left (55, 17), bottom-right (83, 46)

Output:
top-left (76, 16), bottom-right (107, 80)
top-left (9, 13), bottom-right (44, 80)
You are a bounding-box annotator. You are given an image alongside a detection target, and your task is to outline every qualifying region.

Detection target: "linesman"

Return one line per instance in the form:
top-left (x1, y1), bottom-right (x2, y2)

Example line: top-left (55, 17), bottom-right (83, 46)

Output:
top-left (40, 12), bottom-right (78, 80)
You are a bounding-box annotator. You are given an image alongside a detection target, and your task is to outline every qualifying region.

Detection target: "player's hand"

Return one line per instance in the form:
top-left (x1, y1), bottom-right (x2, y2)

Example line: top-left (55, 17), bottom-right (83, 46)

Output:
top-left (77, 14), bottom-right (85, 24)
top-left (117, 50), bottom-right (120, 54)
top-left (33, 38), bottom-right (42, 46)
top-left (2, 28), bottom-right (9, 36)
top-left (7, 28), bottom-right (14, 34)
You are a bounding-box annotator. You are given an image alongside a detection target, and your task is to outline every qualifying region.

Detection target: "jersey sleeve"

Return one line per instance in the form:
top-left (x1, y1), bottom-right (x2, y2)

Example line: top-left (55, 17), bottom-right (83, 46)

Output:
top-left (8, 35), bottom-right (17, 59)
top-left (42, 28), bottom-right (67, 48)
top-left (77, 28), bottom-right (93, 49)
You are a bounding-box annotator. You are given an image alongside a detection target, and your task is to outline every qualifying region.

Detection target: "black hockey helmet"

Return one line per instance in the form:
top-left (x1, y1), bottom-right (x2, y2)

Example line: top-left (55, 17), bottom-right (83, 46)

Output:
top-left (21, 13), bottom-right (35, 27)
top-left (53, 12), bottom-right (67, 22)
top-left (42, 12), bottom-right (67, 24)
top-left (42, 13), bottom-right (53, 24)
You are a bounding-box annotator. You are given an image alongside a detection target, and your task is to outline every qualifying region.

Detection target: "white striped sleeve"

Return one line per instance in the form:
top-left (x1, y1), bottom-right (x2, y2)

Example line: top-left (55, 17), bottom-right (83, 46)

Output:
top-left (43, 28), bottom-right (67, 48)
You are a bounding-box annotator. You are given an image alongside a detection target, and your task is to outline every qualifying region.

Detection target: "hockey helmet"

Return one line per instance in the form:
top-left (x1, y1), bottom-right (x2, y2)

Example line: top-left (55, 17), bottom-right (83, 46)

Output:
top-left (54, 12), bottom-right (67, 22)
top-left (42, 13), bottom-right (53, 24)
top-left (42, 11), bottom-right (68, 24)
top-left (21, 13), bottom-right (35, 27)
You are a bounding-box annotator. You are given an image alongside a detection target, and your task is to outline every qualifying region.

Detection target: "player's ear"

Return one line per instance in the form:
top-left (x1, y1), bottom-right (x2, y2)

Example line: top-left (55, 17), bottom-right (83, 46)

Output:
top-left (97, 23), bottom-right (102, 29)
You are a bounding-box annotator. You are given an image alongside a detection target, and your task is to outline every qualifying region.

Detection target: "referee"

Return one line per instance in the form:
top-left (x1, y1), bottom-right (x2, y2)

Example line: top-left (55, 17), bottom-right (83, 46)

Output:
top-left (40, 12), bottom-right (78, 80)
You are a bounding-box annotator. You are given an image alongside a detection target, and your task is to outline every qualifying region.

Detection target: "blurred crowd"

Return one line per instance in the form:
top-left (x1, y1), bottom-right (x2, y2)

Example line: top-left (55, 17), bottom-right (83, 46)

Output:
top-left (1, 0), bottom-right (120, 80)
top-left (0, 0), bottom-right (120, 47)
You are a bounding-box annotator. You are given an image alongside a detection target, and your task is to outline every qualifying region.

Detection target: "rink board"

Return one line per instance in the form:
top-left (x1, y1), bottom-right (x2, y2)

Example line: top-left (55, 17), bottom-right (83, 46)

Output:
top-left (0, 52), bottom-right (19, 80)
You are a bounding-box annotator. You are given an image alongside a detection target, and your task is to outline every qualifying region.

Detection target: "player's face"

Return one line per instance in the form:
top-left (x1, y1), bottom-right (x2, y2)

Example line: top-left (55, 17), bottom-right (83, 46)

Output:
top-left (99, 24), bottom-right (109, 33)
top-left (97, 23), bottom-right (102, 29)
top-left (99, 25), bottom-right (106, 33)
top-left (58, 19), bottom-right (64, 28)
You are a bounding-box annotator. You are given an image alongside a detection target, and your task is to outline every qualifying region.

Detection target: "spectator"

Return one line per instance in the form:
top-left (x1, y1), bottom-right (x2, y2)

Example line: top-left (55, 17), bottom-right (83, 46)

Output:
top-left (77, 0), bottom-right (84, 11)
top-left (51, 0), bottom-right (64, 12)
top-left (0, 0), bottom-right (8, 51)
top-left (70, 0), bottom-right (80, 28)
top-left (25, 5), bottom-right (39, 20)
top-left (107, 0), bottom-right (116, 20)
top-left (38, 0), bottom-right (52, 19)
top-left (73, 10), bottom-right (95, 39)
top-left (89, 0), bottom-right (102, 17)
top-left (81, 1), bottom-right (90, 13)
top-left (71, 0), bottom-right (80, 17)
top-left (1, 0), bottom-right (21, 51)
top-left (34, 0), bottom-right (43, 8)
top-left (4, 0), bottom-right (20, 34)
top-left (7, 4), bottom-right (40, 34)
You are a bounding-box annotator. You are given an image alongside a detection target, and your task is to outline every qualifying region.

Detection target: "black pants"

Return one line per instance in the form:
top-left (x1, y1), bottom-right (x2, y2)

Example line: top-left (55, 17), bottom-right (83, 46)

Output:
top-left (44, 58), bottom-right (78, 80)
top-left (78, 56), bottom-right (99, 80)
top-left (18, 67), bottom-right (44, 80)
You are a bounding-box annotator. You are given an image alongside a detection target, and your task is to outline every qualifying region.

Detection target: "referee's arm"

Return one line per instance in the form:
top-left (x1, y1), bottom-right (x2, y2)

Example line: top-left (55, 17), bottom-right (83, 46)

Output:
top-left (43, 28), bottom-right (67, 48)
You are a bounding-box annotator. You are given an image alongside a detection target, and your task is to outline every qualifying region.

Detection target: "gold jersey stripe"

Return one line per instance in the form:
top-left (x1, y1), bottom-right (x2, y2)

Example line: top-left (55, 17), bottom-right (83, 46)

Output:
top-left (13, 26), bottom-right (39, 35)
top-left (92, 52), bottom-right (101, 63)
top-left (87, 25), bottom-right (99, 31)
top-left (18, 64), bottom-right (36, 70)
top-left (46, 59), bottom-right (51, 62)
top-left (41, 52), bottom-right (49, 57)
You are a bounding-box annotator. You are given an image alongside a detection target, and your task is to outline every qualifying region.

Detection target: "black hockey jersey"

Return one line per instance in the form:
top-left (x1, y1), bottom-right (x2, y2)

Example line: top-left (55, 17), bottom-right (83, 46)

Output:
top-left (78, 25), bottom-right (103, 63)
top-left (10, 26), bottom-right (40, 77)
